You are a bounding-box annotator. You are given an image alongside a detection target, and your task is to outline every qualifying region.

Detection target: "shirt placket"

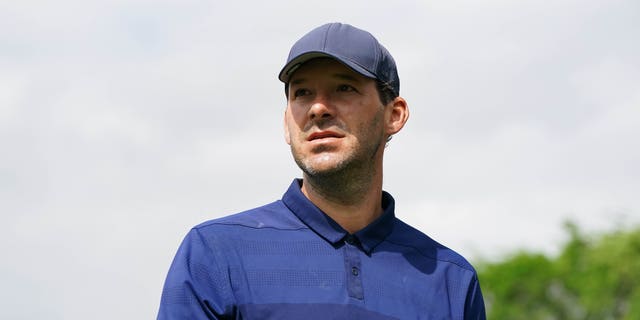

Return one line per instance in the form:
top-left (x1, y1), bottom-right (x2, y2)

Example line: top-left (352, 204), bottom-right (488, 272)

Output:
top-left (343, 235), bottom-right (363, 300)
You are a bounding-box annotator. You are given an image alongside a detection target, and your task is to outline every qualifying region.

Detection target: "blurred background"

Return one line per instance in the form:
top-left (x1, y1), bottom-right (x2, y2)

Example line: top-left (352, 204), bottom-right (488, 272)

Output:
top-left (1, 0), bottom-right (638, 318)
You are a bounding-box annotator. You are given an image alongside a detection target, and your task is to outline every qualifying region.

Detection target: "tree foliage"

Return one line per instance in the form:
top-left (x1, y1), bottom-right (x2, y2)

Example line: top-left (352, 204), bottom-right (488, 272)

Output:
top-left (477, 222), bottom-right (640, 320)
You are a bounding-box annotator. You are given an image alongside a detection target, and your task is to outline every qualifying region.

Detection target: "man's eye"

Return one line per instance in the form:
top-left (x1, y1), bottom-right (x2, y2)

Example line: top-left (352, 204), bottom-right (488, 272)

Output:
top-left (337, 84), bottom-right (356, 92)
top-left (294, 89), bottom-right (311, 97)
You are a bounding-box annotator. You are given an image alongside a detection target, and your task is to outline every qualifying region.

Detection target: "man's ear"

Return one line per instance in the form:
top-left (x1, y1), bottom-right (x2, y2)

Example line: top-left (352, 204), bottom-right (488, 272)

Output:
top-left (385, 97), bottom-right (409, 136)
top-left (284, 109), bottom-right (291, 145)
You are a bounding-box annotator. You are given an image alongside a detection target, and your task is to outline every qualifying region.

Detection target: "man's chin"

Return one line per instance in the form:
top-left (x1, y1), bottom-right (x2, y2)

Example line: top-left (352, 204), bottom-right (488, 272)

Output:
top-left (302, 164), bottom-right (341, 177)
top-left (298, 157), bottom-right (347, 177)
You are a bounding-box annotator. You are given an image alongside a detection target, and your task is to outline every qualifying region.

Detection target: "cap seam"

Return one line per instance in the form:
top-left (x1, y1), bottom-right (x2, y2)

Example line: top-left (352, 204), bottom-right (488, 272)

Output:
top-left (368, 33), bottom-right (381, 70)
top-left (322, 23), bottom-right (333, 51)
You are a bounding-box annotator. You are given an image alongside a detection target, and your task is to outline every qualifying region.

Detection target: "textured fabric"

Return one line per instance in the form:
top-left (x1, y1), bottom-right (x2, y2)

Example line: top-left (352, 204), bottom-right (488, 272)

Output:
top-left (158, 179), bottom-right (486, 319)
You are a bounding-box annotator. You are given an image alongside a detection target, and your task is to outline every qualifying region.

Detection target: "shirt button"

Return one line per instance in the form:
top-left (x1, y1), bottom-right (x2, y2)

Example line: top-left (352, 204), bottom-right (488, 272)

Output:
top-left (345, 236), bottom-right (355, 245)
top-left (351, 267), bottom-right (359, 276)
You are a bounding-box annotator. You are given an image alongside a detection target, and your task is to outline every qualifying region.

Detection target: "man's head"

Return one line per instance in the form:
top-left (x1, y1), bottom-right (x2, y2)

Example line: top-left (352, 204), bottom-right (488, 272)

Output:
top-left (280, 23), bottom-right (409, 188)
top-left (279, 23), bottom-right (400, 105)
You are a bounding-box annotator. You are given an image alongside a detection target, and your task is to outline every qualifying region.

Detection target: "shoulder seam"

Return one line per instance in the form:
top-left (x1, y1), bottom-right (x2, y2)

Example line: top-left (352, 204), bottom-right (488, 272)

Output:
top-left (385, 239), bottom-right (476, 273)
top-left (195, 221), bottom-right (308, 232)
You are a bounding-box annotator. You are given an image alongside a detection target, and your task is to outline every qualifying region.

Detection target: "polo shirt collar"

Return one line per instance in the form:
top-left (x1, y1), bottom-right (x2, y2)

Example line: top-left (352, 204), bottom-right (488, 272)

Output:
top-left (282, 179), bottom-right (396, 254)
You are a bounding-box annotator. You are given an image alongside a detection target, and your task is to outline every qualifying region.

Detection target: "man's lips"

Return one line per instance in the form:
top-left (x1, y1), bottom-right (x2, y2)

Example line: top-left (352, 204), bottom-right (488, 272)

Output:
top-left (307, 131), bottom-right (344, 141)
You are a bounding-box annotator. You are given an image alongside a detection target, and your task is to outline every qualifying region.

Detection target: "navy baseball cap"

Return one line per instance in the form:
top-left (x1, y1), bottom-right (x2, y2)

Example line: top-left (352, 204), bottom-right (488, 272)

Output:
top-left (278, 22), bottom-right (400, 96)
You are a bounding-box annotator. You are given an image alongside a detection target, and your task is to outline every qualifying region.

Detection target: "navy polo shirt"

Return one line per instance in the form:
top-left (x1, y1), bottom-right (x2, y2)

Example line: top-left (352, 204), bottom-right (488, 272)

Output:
top-left (158, 179), bottom-right (486, 319)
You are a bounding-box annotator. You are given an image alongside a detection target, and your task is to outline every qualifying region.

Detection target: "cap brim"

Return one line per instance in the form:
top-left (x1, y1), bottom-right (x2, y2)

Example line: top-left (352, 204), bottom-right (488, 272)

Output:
top-left (278, 52), bottom-right (377, 83)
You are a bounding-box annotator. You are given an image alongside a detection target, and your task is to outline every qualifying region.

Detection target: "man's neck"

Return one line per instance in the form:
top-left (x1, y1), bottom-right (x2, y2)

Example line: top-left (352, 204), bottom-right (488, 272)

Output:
top-left (301, 172), bottom-right (384, 234)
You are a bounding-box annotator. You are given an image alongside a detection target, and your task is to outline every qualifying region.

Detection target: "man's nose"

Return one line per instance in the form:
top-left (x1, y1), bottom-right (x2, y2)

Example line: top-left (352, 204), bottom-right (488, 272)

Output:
top-left (308, 94), bottom-right (336, 121)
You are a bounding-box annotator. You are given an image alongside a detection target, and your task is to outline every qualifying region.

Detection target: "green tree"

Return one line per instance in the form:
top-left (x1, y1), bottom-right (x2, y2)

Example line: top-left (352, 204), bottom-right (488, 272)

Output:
top-left (477, 223), bottom-right (640, 320)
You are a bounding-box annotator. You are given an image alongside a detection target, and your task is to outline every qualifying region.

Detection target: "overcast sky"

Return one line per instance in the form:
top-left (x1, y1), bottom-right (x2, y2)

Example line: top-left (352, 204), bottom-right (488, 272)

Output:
top-left (1, 0), bottom-right (639, 319)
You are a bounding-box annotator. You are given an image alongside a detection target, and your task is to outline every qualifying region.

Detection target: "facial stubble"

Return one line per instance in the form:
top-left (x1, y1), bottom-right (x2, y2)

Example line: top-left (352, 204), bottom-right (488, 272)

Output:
top-left (291, 110), bottom-right (385, 205)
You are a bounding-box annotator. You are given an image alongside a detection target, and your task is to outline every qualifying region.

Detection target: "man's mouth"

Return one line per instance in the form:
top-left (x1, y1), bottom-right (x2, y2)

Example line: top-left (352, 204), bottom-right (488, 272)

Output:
top-left (307, 131), bottom-right (343, 141)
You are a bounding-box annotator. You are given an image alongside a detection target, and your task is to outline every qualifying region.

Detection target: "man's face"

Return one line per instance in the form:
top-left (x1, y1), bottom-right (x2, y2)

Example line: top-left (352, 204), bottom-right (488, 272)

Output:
top-left (284, 58), bottom-right (387, 178)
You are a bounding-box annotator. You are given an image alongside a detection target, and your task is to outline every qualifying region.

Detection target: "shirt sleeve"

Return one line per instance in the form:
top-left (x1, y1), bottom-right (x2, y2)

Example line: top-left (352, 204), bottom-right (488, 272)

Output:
top-left (157, 228), bottom-right (236, 319)
top-left (464, 273), bottom-right (487, 320)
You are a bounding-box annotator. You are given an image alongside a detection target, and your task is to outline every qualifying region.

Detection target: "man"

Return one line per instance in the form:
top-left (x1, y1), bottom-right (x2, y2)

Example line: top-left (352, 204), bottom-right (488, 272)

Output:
top-left (158, 22), bottom-right (486, 319)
